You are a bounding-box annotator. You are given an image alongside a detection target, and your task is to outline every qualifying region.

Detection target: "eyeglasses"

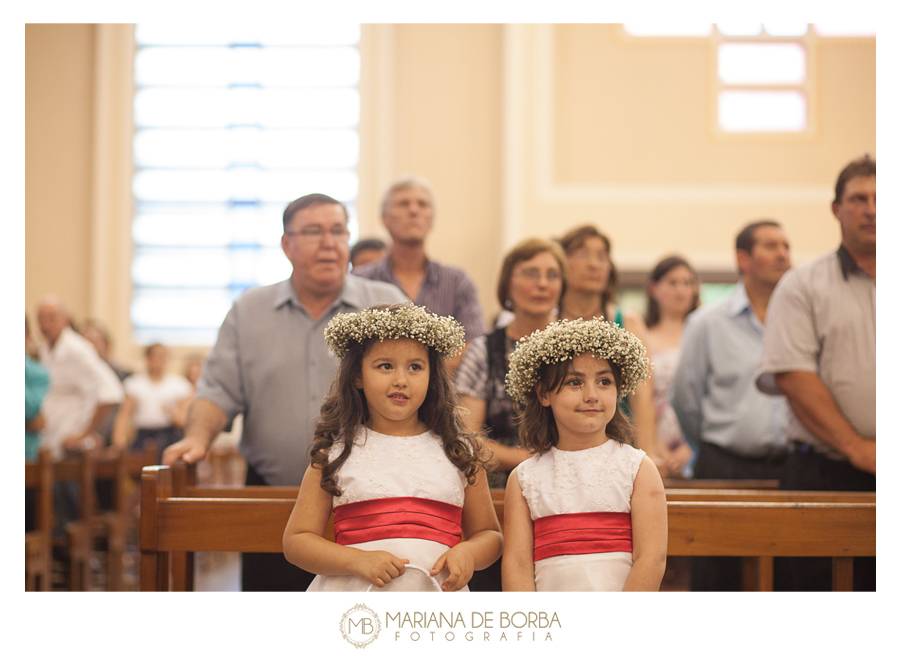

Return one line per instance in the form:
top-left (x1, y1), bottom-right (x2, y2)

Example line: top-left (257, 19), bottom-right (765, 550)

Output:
top-left (568, 249), bottom-right (610, 265)
top-left (285, 226), bottom-right (351, 242)
top-left (513, 267), bottom-right (562, 283)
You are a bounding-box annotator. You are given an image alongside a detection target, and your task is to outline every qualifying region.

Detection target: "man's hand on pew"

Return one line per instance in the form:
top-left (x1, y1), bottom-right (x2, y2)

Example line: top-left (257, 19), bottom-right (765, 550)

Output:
top-left (162, 398), bottom-right (229, 466)
top-left (162, 435), bottom-right (209, 466)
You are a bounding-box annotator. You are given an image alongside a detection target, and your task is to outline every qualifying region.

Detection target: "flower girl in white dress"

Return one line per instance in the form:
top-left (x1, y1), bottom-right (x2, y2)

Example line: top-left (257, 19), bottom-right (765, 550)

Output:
top-left (283, 303), bottom-right (502, 591)
top-left (502, 318), bottom-right (668, 591)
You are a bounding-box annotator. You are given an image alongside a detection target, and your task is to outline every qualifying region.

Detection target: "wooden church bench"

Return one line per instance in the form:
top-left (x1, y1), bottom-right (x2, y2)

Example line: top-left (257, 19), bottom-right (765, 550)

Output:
top-left (666, 500), bottom-right (875, 591)
top-left (25, 449), bottom-right (54, 591)
top-left (140, 465), bottom-right (874, 592)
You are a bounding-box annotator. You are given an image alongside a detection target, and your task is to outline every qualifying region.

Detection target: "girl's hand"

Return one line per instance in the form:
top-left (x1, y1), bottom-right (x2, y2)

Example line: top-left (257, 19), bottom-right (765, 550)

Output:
top-left (430, 544), bottom-right (475, 591)
top-left (353, 551), bottom-right (409, 588)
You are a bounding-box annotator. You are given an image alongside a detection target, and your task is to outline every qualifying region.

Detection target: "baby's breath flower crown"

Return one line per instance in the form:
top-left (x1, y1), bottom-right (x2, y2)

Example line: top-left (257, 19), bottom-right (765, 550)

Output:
top-left (505, 318), bottom-right (650, 404)
top-left (324, 302), bottom-right (465, 360)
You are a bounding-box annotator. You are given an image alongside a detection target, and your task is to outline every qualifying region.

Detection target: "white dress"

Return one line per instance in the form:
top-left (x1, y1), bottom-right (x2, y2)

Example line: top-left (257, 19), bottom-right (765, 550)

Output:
top-left (307, 426), bottom-right (468, 592)
top-left (515, 440), bottom-right (645, 591)
top-left (651, 348), bottom-right (688, 452)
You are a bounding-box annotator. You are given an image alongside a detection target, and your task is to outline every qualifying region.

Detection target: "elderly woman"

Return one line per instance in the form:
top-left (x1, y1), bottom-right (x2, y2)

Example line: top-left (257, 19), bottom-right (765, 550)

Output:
top-left (556, 225), bottom-right (666, 475)
top-left (455, 237), bottom-right (567, 487)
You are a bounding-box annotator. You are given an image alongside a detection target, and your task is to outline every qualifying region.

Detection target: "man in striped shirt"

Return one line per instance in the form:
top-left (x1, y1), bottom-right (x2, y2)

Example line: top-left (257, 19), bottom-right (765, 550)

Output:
top-left (353, 175), bottom-right (488, 369)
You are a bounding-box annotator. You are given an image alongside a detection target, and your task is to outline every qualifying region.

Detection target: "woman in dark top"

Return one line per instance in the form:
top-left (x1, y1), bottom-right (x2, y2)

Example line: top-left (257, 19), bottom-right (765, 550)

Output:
top-left (455, 237), bottom-right (566, 487)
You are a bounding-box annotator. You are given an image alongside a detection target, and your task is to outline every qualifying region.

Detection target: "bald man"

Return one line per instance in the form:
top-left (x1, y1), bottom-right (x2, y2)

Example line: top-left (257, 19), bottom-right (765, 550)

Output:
top-left (36, 296), bottom-right (124, 458)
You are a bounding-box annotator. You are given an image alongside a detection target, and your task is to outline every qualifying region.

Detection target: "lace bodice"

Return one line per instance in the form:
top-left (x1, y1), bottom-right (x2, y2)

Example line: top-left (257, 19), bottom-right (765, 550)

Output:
top-left (516, 440), bottom-right (644, 518)
top-left (329, 426), bottom-right (467, 508)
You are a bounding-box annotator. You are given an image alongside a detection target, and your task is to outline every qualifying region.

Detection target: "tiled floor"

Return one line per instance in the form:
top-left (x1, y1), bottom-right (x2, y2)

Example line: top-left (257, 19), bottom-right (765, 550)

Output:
top-left (195, 552), bottom-right (241, 591)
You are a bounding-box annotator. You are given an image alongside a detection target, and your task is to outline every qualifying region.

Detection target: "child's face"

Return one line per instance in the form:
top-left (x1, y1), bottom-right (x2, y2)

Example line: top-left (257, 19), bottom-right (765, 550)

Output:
top-left (358, 337), bottom-right (431, 436)
top-left (539, 353), bottom-right (618, 447)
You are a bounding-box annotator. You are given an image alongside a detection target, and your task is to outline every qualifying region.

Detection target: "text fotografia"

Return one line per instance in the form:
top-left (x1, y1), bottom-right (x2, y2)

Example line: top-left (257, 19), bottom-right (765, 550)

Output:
top-left (386, 611), bottom-right (561, 642)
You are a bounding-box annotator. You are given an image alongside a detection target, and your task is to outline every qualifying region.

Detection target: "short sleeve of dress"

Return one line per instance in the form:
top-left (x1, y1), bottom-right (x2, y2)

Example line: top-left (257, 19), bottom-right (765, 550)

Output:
top-left (454, 335), bottom-right (489, 400)
top-left (512, 455), bottom-right (540, 520)
top-left (621, 445), bottom-right (646, 504)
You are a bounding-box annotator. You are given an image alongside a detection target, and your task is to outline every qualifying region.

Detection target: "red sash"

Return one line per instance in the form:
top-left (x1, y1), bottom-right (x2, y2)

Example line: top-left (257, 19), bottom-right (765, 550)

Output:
top-left (533, 511), bottom-right (632, 562)
top-left (333, 496), bottom-right (463, 548)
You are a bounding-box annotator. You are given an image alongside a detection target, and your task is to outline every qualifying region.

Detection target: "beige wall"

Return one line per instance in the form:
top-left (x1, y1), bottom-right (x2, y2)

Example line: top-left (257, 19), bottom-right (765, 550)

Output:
top-left (25, 23), bottom-right (876, 367)
top-left (358, 24), bottom-right (504, 319)
top-left (503, 25), bottom-right (875, 278)
top-left (25, 24), bottom-right (96, 319)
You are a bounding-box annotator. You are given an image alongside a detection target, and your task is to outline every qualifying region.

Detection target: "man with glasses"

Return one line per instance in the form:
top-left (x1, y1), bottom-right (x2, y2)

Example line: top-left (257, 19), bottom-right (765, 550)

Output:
top-left (163, 193), bottom-right (406, 591)
top-left (352, 176), bottom-right (488, 367)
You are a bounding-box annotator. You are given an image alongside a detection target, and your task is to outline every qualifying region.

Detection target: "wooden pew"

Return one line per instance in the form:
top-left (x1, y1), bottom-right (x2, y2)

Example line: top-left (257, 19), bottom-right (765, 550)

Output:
top-left (665, 489), bottom-right (874, 590)
top-left (665, 489), bottom-right (874, 503)
top-left (50, 446), bottom-right (154, 591)
top-left (92, 447), bottom-right (133, 591)
top-left (663, 478), bottom-right (779, 489)
top-left (25, 449), bottom-right (54, 591)
top-left (667, 500), bottom-right (874, 591)
top-left (165, 461), bottom-right (313, 591)
top-left (141, 465), bottom-right (875, 592)
top-left (125, 442), bottom-right (160, 480)
top-left (140, 466), bottom-right (295, 591)
top-left (52, 450), bottom-right (97, 590)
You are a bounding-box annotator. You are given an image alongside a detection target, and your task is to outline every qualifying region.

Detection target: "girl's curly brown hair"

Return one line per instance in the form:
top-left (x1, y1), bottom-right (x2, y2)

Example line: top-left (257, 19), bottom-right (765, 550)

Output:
top-left (310, 309), bottom-right (491, 496)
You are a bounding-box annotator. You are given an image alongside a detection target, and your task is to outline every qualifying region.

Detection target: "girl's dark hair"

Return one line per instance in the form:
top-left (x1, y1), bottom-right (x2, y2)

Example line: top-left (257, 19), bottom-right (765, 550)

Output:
top-left (516, 355), bottom-right (635, 454)
top-left (557, 225), bottom-right (618, 314)
top-left (644, 255), bottom-right (700, 328)
top-left (310, 332), bottom-right (489, 496)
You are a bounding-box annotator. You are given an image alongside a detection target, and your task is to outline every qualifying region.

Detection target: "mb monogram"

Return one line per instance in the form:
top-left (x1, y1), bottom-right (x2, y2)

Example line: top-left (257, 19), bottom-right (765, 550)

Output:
top-left (340, 604), bottom-right (382, 648)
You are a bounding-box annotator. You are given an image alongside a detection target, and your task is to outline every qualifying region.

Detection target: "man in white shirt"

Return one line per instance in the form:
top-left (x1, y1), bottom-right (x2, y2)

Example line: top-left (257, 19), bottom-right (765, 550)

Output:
top-left (37, 295), bottom-right (124, 527)
top-left (37, 296), bottom-right (125, 458)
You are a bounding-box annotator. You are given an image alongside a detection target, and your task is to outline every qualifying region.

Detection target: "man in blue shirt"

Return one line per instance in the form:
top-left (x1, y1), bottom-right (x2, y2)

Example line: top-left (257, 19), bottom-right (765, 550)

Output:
top-left (671, 220), bottom-right (791, 590)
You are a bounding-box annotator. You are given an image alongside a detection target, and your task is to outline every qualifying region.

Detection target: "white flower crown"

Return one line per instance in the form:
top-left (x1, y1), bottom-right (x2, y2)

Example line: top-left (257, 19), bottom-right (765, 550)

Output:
top-left (505, 318), bottom-right (651, 405)
top-left (324, 302), bottom-right (466, 360)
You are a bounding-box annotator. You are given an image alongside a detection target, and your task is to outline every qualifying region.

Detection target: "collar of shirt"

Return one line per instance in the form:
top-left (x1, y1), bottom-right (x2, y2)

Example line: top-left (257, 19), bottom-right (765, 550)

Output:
top-left (40, 325), bottom-right (74, 361)
top-left (271, 276), bottom-right (383, 314)
top-left (727, 281), bottom-right (764, 334)
top-left (837, 244), bottom-right (865, 281)
top-left (383, 252), bottom-right (439, 289)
